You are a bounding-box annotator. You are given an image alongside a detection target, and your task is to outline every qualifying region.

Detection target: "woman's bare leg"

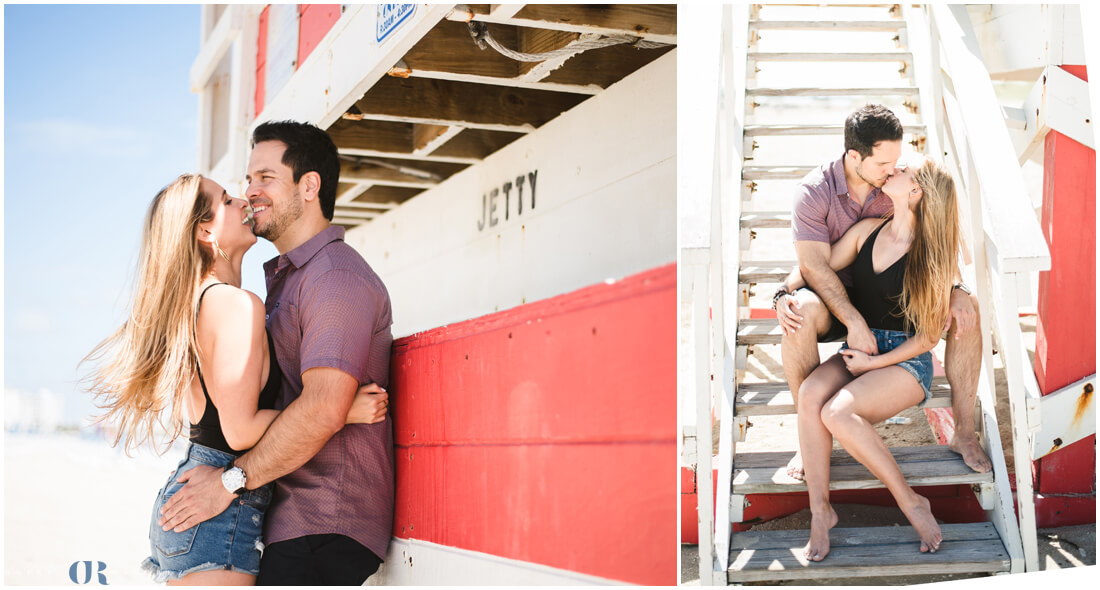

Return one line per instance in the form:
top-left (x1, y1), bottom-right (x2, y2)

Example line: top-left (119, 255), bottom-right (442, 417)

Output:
top-left (820, 366), bottom-right (942, 553)
top-left (796, 355), bottom-right (854, 561)
top-left (168, 569), bottom-right (256, 586)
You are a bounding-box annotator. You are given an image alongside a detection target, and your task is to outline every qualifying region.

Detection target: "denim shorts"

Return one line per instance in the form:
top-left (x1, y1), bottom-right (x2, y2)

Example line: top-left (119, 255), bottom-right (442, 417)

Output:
top-left (839, 328), bottom-right (934, 407)
top-left (140, 442), bottom-right (273, 582)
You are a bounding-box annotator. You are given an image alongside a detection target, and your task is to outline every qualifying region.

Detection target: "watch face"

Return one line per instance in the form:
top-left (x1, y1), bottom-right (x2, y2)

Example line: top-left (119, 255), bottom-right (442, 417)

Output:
top-left (223, 467), bottom-right (246, 492)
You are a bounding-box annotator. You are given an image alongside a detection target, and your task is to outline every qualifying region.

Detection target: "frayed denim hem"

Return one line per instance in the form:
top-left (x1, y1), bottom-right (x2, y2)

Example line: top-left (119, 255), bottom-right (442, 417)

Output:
top-left (140, 557), bottom-right (258, 583)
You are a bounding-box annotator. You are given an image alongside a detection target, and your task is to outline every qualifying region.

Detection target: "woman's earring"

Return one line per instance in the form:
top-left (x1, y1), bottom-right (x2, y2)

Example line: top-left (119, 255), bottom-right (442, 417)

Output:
top-left (205, 229), bottom-right (231, 263)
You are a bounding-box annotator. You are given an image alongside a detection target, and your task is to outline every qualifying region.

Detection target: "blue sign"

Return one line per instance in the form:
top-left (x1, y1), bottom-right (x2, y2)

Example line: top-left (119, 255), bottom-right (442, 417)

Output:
top-left (377, 4), bottom-right (416, 43)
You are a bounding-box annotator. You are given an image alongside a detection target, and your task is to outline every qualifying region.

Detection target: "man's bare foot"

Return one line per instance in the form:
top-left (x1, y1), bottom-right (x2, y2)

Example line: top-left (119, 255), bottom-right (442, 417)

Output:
top-left (949, 433), bottom-right (992, 473)
top-left (802, 505), bottom-right (838, 562)
top-left (786, 451), bottom-right (805, 481)
top-left (900, 495), bottom-right (943, 553)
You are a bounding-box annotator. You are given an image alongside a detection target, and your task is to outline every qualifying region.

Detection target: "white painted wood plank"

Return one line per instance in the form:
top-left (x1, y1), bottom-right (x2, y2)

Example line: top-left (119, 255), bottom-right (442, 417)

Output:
top-left (746, 86), bottom-right (919, 97)
top-left (371, 538), bottom-right (625, 585)
top-left (258, 4), bottom-right (455, 129)
top-left (339, 148), bottom-right (481, 165)
top-left (931, 4), bottom-right (1050, 275)
top-left (397, 67), bottom-right (602, 95)
top-left (1032, 374), bottom-right (1097, 459)
top-left (748, 51), bottom-right (913, 62)
top-left (744, 124), bottom-right (925, 136)
top-left (749, 20), bottom-right (904, 32)
top-left (189, 6), bottom-right (240, 91)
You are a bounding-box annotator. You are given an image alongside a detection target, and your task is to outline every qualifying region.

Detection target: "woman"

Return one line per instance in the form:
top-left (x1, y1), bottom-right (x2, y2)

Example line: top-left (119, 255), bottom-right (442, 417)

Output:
top-left (83, 174), bottom-right (389, 585)
top-left (780, 156), bottom-right (960, 561)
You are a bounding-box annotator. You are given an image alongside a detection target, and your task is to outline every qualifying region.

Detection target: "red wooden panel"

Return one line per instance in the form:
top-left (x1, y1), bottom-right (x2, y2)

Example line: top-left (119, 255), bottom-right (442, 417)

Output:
top-left (255, 5), bottom-right (270, 116)
top-left (297, 4), bottom-right (341, 70)
top-left (1034, 64), bottom-right (1095, 521)
top-left (389, 264), bottom-right (676, 585)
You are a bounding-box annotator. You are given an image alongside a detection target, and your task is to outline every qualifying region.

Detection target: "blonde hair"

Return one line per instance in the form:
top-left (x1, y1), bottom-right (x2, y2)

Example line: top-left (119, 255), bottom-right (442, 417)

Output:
top-left (899, 158), bottom-right (960, 342)
top-left (83, 174), bottom-right (217, 455)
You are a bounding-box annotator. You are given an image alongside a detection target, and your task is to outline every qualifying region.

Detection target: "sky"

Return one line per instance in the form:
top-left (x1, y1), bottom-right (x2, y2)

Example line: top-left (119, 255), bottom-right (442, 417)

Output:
top-left (4, 4), bottom-right (276, 426)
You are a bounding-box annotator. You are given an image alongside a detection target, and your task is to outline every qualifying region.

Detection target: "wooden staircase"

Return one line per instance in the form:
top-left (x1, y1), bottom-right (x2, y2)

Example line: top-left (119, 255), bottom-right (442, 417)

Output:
top-left (716, 3), bottom-right (1019, 583)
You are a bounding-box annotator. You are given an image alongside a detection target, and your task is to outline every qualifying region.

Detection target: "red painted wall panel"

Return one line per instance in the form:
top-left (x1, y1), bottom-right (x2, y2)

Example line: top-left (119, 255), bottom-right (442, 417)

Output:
top-left (254, 5), bottom-right (269, 117)
top-left (297, 4), bottom-right (341, 70)
top-left (1034, 64), bottom-right (1096, 525)
top-left (389, 264), bottom-right (676, 585)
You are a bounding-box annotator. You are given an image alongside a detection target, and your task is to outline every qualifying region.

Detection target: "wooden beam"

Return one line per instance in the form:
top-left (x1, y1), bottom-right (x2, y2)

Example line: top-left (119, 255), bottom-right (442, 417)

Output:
top-left (398, 20), bottom-right (520, 80)
top-left (412, 123), bottom-right (453, 152)
top-left (354, 76), bottom-right (589, 130)
top-left (507, 4), bottom-right (676, 43)
top-left (339, 156), bottom-right (468, 186)
top-left (517, 27), bottom-right (580, 79)
top-left (327, 118), bottom-right (414, 153)
top-left (339, 147), bottom-right (480, 165)
top-left (428, 127), bottom-right (526, 159)
top-left (542, 43), bottom-right (674, 88)
top-left (351, 185), bottom-right (425, 205)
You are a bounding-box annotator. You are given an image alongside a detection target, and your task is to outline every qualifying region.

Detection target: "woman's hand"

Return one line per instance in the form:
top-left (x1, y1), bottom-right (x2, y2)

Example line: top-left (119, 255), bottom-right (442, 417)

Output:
top-left (346, 383), bottom-right (388, 424)
top-left (840, 349), bottom-right (878, 377)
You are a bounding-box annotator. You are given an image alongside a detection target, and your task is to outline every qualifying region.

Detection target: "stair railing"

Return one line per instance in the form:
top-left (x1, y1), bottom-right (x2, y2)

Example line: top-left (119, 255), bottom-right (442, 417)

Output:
top-left (681, 3), bottom-right (748, 585)
top-left (909, 3), bottom-right (1049, 572)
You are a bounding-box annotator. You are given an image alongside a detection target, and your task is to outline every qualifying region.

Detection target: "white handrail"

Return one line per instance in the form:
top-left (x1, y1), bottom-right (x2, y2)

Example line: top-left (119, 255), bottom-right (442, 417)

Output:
top-left (926, 4), bottom-right (1052, 572)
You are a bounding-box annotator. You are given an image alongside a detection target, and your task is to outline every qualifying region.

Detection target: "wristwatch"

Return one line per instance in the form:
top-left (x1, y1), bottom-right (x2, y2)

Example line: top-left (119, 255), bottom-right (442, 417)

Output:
top-left (951, 283), bottom-right (972, 295)
top-left (222, 465), bottom-right (247, 495)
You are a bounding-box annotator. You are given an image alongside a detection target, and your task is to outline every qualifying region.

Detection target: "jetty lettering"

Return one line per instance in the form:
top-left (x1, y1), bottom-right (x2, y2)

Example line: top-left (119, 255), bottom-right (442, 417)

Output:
top-left (478, 170), bottom-right (538, 231)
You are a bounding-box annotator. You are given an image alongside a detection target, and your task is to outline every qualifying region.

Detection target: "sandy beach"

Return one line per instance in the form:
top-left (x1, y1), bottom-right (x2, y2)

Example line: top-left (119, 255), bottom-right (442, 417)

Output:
top-left (4, 430), bottom-right (187, 585)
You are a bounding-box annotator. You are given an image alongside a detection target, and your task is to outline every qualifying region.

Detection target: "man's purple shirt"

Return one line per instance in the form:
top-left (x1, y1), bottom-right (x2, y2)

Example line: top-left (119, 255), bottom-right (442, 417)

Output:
top-left (262, 225), bottom-right (395, 560)
top-left (791, 154), bottom-right (894, 286)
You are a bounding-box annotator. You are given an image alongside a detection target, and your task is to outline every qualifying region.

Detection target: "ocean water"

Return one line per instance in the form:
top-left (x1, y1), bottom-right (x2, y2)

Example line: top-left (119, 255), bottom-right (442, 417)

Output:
top-left (4, 430), bottom-right (188, 585)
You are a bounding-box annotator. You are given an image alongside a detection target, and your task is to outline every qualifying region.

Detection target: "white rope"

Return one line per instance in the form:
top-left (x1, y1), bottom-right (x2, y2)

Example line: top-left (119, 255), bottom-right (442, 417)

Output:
top-left (466, 22), bottom-right (668, 63)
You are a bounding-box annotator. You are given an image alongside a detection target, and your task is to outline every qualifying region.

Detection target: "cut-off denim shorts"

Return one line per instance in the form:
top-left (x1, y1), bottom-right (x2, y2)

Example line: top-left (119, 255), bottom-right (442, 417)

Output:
top-left (141, 442), bottom-right (273, 582)
top-left (839, 328), bottom-right (934, 408)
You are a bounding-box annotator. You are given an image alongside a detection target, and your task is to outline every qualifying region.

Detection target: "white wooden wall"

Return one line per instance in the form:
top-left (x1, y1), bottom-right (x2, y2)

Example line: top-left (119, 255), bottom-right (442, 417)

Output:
top-left (345, 51), bottom-right (677, 338)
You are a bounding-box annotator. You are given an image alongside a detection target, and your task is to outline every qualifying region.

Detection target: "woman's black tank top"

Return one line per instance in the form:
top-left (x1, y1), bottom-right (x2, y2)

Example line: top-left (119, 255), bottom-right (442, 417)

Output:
top-left (189, 283), bottom-right (282, 454)
top-left (850, 221), bottom-right (911, 333)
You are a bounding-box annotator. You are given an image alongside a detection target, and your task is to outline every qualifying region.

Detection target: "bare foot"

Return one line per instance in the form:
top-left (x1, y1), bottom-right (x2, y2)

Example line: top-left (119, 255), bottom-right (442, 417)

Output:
top-left (786, 451), bottom-right (805, 481)
top-left (900, 495), bottom-right (942, 553)
top-left (949, 434), bottom-right (992, 473)
top-left (802, 505), bottom-right (838, 562)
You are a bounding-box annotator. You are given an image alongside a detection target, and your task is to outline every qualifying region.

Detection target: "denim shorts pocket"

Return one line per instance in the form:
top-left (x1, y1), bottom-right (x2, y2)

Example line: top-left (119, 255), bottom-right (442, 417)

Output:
top-left (153, 484), bottom-right (200, 557)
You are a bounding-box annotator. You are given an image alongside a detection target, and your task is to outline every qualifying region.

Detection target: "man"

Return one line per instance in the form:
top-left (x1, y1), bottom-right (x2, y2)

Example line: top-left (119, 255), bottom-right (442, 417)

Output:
top-left (158, 120), bottom-right (395, 585)
top-left (775, 104), bottom-right (991, 479)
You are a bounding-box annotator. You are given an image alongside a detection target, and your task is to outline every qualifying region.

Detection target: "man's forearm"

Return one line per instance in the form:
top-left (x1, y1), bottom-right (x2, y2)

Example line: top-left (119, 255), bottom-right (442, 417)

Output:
top-left (234, 396), bottom-right (340, 489)
top-left (802, 264), bottom-right (863, 327)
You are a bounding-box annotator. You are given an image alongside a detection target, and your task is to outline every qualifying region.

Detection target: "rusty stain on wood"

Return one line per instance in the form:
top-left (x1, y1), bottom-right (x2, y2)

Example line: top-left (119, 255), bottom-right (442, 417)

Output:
top-left (1071, 382), bottom-right (1093, 428)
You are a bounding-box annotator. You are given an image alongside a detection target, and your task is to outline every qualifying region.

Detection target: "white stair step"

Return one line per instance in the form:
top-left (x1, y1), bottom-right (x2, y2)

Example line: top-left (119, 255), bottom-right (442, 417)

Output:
top-left (732, 445), bottom-right (994, 495)
top-left (747, 86), bottom-right (919, 97)
top-left (738, 261), bottom-right (795, 284)
top-left (740, 211), bottom-right (792, 229)
top-left (749, 19), bottom-right (904, 32)
top-left (745, 124), bottom-right (926, 137)
top-left (748, 51), bottom-right (913, 63)
top-left (736, 377), bottom-right (953, 416)
top-left (728, 522), bottom-right (1010, 582)
top-left (743, 166), bottom-right (815, 181)
top-left (736, 318), bottom-right (784, 345)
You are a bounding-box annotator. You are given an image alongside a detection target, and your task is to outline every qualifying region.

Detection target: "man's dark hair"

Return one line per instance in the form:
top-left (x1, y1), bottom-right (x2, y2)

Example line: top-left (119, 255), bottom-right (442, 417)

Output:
top-left (252, 120), bottom-right (340, 220)
top-left (844, 104), bottom-right (904, 159)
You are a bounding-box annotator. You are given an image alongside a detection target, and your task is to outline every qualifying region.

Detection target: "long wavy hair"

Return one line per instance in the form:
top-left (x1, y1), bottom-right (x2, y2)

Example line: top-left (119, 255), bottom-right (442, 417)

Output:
top-left (83, 174), bottom-right (217, 455)
top-left (898, 158), bottom-right (960, 342)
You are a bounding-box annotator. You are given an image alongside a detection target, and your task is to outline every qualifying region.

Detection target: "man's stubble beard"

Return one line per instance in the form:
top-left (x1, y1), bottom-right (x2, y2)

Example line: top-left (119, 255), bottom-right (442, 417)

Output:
top-left (254, 189), bottom-right (305, 243)
top-left (855, 159), bottom-right (887, 189)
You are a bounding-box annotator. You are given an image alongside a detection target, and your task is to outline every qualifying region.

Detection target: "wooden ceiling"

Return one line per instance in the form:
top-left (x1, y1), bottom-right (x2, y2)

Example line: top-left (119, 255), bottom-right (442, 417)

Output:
top-left (327, 4), bottom-right (677, 228)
